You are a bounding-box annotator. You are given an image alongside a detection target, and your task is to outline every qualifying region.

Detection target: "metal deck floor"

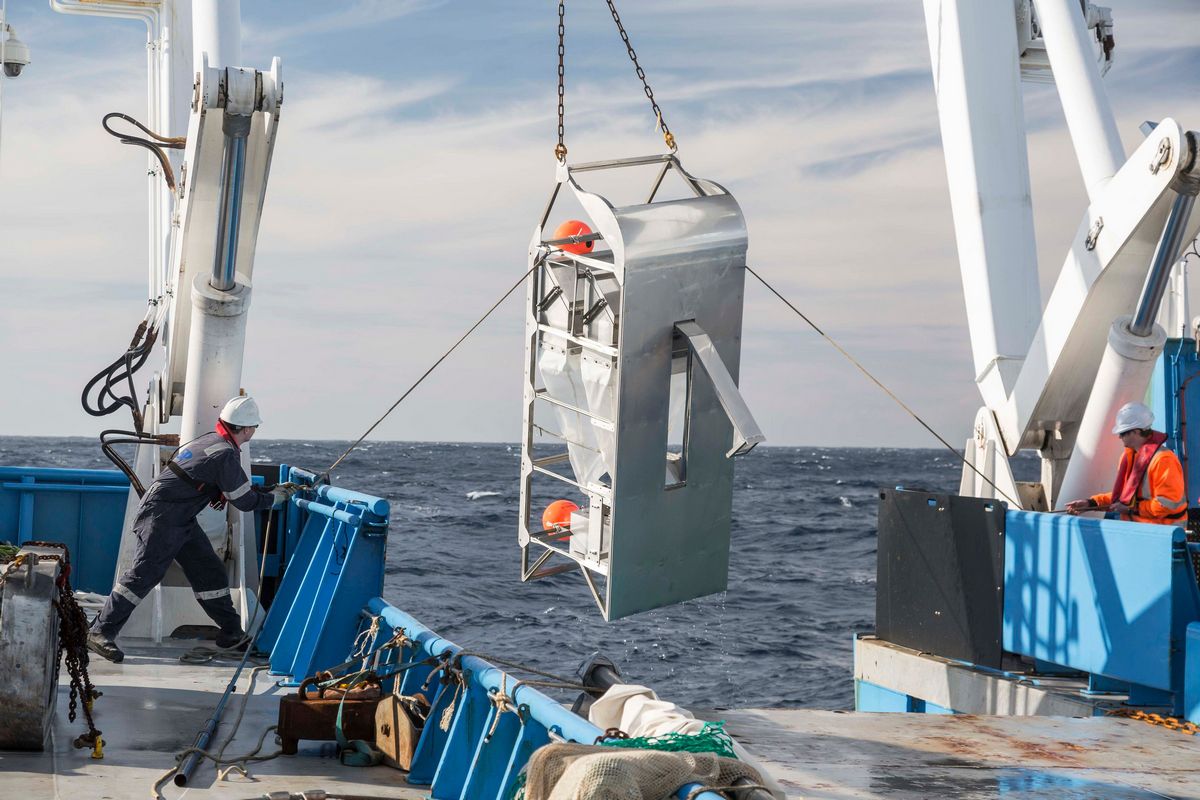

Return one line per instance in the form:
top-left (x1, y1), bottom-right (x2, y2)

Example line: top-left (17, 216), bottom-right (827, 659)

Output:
top-left (719, 707), bottom-right (1200, 799)
top-left (0, 639), bottom-right (429, 799)
top-left (6, 644), bottom-right (1200, 799)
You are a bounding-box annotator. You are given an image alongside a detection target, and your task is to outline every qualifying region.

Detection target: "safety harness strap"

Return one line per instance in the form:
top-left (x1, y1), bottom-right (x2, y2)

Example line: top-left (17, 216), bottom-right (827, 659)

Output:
top-left (166, 460), bottom-right (226, 509)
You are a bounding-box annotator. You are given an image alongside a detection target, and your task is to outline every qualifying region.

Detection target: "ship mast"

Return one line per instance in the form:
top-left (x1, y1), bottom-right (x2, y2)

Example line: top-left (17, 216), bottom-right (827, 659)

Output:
top-left (52, 0), bottom-right (284, 640)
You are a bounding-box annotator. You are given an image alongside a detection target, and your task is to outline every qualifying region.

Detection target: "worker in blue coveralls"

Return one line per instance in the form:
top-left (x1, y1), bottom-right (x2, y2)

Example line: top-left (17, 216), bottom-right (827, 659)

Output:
top-left (87, 395), bottom-right (299, 663)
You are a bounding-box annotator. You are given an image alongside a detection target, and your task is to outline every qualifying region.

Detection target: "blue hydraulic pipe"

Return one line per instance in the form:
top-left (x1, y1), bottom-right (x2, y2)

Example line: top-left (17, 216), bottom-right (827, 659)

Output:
top-left (286, 467), bottom-right (390, 516)
top-left (211, 114), bottom-right (252, 292)
top-left (294, 497), bottom-right (362, 526)
top-left (316, 483), bottom-right (390, 517)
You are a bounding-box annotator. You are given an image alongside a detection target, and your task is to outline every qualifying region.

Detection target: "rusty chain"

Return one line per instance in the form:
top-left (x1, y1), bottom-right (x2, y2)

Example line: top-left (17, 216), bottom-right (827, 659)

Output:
top-left (2, 543), bottom-right (104, 755)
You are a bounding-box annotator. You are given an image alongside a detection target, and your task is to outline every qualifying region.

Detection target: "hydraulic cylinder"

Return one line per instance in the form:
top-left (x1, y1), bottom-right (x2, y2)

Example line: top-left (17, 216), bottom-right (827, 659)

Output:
top-left (1055, 316), bottom-right (1165, 509)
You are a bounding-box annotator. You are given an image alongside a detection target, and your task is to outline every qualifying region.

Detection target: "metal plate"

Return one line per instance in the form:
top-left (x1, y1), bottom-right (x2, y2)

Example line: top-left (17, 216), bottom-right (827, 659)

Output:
top-left (876, 489), bottom-right (1006, 668)
top-left (0, 550), bottom-right (62, 750)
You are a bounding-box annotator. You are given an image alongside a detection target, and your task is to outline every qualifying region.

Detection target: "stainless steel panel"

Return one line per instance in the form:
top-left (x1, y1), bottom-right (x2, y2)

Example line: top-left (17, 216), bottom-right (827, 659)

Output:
top-left (520, 156), bottom-right (758, 619)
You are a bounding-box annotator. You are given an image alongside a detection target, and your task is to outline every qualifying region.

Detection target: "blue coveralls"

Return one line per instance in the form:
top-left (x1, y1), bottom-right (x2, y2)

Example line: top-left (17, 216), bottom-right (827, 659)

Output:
top-left (92, 431), bottom-right (275, 639)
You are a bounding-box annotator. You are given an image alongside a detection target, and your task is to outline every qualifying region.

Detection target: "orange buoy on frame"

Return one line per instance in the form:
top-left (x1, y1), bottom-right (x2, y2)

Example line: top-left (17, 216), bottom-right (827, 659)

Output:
top-left (552, 220), bottom-right (594, 255)
top-left (542, 499), bottom-right (580, 531)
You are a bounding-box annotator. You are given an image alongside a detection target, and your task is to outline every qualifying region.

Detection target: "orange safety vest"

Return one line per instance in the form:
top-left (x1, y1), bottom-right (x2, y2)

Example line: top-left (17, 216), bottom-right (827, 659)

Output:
top-left (1090, 445), bottom-right (1187, 524)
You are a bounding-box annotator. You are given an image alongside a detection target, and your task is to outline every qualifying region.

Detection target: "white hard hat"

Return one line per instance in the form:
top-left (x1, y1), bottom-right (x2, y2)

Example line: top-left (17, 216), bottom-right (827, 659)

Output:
top-left (1112, 401), bottom-right (1153, 435)
top-left (219, 395), bottom-right (262, 427)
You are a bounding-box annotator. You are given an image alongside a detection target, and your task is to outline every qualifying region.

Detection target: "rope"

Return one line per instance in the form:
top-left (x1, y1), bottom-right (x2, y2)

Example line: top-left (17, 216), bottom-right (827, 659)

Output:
top-left (323, 265), bottom-right (536, 475)
top-left (213, 665), bottom-right (271, 774)
top-left (350, 614), bottom-right (382, 671)
top-left (746, 265), bottom-right (1022, 507)
top-left (151, 723), bottom-right (282, 800)
top-left (451, 649), bottom-right (588, 690)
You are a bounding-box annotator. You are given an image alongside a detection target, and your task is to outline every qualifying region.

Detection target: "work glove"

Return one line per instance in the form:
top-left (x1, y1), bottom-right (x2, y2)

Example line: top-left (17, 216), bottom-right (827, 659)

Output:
top-left (270, 483), bottom-right (301, 506)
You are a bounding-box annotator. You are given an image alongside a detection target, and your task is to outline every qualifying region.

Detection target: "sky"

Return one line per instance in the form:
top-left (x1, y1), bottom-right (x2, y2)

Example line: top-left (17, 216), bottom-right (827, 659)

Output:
top-left (0, 0), bottom-right (1197, 447)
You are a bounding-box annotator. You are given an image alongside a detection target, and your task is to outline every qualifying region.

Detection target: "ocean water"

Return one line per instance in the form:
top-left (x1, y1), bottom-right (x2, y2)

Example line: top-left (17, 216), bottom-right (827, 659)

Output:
top-left (0, 437), bottom-right (966, 711)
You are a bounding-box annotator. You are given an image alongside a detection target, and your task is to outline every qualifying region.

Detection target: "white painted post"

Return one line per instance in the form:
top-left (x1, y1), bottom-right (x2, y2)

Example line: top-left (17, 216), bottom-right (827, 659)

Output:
top-left (192, 0), bottom-right (240, 72)
top-left (922, 0), bottom-right (1041, 421)
top-left (1035, 0), bottom-right (1125, 200)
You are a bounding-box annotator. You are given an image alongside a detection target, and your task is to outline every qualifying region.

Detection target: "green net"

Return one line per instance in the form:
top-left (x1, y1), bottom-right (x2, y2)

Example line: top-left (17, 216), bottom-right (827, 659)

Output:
top-left (0, 542), bottom-right (19, 564)
top-left (509, 721), bottom-right (737, 800)
top-left (599, 721), bottom-right (737, 759)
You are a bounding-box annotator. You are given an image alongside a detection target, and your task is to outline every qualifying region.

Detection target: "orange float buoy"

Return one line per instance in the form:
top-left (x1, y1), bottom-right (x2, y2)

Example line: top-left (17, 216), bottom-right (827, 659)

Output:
top-left (542, 499), bottom-right (580, 530)
top-left (552, 220), bottom-right (594, 255)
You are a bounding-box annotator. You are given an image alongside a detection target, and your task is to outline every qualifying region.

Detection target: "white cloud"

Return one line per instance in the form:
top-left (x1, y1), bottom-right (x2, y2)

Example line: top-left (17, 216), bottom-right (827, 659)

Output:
top-left (0, 0), bottom-right (1195, 451)
top-left (247, 0), bottom-right (447, 46)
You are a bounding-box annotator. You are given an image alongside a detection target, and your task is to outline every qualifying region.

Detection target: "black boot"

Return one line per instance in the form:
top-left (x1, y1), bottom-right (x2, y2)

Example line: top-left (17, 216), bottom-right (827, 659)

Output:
top-left (87, 631), bottom-right (125, 663)
top-left (215, 628), bottom-right (248, 651)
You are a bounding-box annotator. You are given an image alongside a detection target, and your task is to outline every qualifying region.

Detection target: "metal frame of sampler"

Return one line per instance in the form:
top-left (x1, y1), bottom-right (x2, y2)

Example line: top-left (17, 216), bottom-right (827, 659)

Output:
top-left (518, 154), bottom-right (764, 620)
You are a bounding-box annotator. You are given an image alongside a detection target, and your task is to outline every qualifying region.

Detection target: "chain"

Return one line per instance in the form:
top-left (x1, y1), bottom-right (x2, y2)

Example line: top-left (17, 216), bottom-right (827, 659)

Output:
top-left (17, 544), bottom-right (105, 755)
top-left (605, 0), bottom-right (675, 152)
top-left (57, 583), bottom-right (104, 754)
top-left (555, 0), bottom-right (567, 162)
top-left (1108, 708), bottom-right (1199, 735)
top-left (0, 545), bottom-right (103, 755)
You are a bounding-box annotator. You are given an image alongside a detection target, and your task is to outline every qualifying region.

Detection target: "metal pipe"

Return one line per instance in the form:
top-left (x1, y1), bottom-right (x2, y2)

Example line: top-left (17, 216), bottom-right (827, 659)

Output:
top-left (193, 0), bottom-right (241, 72)
top-left (315, 484), bottom-right (390, 517)
top-left (1035, 0), bottom-right (1124, 199)
top-left (211, 114), bottom-right (251, 291)
top-left (294, 497), bottom-right (362, 526)
top-left (1131, 192), bottom-right (1198, 336)
top-left (175, 639), bottom-right (254, 786)
top-left (49, 2), bottom-right (165, 302)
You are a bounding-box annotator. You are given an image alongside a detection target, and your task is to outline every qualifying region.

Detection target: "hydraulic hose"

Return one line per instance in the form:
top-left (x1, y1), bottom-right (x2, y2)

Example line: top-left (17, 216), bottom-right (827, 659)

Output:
top-left (98, 430), bottom-right (178, 497)
top-left (81, 319), bottom-right (158, 432)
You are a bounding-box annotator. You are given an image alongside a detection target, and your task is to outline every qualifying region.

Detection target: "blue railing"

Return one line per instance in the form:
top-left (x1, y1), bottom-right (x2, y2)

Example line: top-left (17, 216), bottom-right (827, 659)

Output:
top-left (259, 468), bottom-right (725, 800)
top-left (0, 466), bottom-right (129, 594)
top-left (259, 467), bottom-right (390, 683)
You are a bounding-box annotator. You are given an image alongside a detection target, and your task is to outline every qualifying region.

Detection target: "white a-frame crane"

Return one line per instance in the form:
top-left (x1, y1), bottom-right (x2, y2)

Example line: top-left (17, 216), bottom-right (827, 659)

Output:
top-left (924, 0), bottom-right (1200, 508)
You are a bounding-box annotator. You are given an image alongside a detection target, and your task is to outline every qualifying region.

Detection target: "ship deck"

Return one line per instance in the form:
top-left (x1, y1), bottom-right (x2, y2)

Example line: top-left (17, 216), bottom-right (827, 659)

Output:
top-left (719, 707), bottom-right (1200, 799)
top-left (4, 640), bottom-right (1199, 799)
top-left (0, 639), bottom-right (429, 799)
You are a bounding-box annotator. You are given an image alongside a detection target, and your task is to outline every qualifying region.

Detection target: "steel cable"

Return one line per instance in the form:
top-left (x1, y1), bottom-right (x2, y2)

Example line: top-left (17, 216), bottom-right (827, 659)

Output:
top-left (324, 265), bottom-right (536, 475)
top-left (746, 266), bottom-right (1022, 507)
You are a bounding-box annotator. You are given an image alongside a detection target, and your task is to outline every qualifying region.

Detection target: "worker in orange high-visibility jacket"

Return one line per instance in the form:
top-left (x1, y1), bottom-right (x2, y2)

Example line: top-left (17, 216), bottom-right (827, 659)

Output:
top-left (1065, 402), bottom-right (1188, 524)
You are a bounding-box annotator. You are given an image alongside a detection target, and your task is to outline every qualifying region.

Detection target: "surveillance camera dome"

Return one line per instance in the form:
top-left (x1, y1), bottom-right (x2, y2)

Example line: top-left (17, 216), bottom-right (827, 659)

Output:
top-left (2, 30), bottom-right (30, 78)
